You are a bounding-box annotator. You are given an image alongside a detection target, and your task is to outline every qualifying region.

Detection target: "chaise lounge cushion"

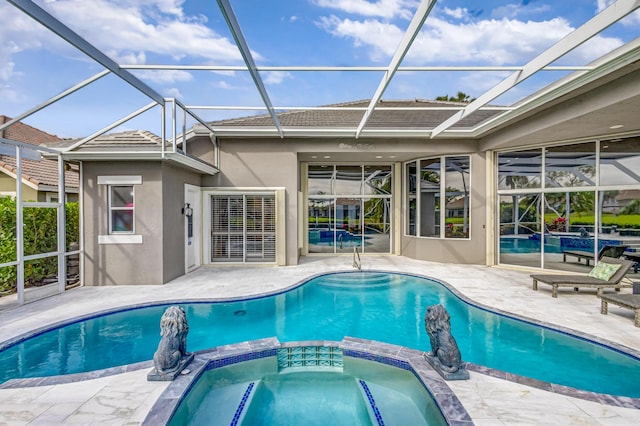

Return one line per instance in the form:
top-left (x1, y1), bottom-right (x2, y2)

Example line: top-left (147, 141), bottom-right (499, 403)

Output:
top-left (587, 262), bottom-right (621, 281)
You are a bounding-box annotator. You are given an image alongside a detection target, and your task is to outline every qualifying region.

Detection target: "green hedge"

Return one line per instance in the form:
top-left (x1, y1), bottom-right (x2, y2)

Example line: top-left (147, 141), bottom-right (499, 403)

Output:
top-left (0, 198), bottom-right (79, 294)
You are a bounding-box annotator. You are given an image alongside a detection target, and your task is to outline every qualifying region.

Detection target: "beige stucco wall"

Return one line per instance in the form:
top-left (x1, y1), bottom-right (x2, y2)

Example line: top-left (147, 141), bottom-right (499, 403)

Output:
top-left (199, 136), bottom-right (490, 266)
top-left (202, 138), bottom-right (299, 265)
top-left (82, 161), bottom-right (200, 285)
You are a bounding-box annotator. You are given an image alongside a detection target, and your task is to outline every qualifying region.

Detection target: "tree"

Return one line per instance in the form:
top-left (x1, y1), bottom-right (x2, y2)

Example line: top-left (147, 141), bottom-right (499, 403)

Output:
top-left (435, 92), bottom-right (475, 103)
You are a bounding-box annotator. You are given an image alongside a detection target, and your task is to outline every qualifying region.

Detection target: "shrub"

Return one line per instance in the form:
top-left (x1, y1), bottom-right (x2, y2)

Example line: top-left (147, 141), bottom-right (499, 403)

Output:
top-left (0, 198), bottom-right (79, 294)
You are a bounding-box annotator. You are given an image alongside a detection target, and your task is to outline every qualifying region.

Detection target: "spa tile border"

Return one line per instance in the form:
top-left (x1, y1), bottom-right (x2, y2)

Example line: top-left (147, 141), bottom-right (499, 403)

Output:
top-left (143, 337), bottom-right (473, 426)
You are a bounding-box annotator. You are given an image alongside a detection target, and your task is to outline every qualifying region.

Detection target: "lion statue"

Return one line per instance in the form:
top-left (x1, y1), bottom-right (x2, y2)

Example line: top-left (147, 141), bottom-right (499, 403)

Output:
top-left (152, 305), bottom-right (190, 375)
top-left (424, 304), bottom-right (463, 374)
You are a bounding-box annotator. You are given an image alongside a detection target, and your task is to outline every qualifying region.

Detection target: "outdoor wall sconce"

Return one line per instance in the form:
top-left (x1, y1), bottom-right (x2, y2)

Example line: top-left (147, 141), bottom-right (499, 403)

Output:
top-left (182, 203), bottom-right (193, 239)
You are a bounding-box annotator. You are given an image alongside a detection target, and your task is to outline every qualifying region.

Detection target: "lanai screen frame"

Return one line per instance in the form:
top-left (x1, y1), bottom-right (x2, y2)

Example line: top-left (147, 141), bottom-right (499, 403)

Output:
top-left (1, 0), bottom-right (639, 303)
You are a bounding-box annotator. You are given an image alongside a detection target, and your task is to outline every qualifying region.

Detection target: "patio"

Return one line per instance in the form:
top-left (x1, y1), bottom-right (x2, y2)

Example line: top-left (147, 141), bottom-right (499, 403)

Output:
top-left (0, 256), bottom-right (639, 424)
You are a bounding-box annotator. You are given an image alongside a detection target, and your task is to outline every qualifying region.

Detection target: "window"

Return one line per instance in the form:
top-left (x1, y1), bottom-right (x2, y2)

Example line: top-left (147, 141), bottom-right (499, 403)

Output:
top-left (307, 164), bottom-right (392, 254)
top-left (209, 192), bottom-right (279, 263)
top-left (497, 136), bottom-right (640, 272)
top-left (404, 155), bottom-right (470, 239)
top-left (97, 176), bottom-right (142, 244)
top-left (109, 186), bottom-right (134, 233)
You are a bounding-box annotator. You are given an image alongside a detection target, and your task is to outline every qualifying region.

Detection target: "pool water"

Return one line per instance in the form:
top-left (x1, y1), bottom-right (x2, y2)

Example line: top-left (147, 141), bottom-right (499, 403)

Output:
top-left (170, 357), bottom-right (446, 426)
top-left (1, 272), bottom-right (639, 398)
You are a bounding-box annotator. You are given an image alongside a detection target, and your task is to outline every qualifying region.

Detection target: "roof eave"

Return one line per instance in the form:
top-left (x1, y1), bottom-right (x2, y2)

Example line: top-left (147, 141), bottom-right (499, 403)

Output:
top-left (58, 151), bottom-right (219, 175)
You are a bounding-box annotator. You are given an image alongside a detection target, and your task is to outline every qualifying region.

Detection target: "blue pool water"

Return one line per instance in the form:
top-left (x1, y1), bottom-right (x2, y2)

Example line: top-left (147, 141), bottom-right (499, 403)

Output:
top-left (171, 357), bottom-right (446, 426)
top-left (1, 272), bottom-right (639, 397)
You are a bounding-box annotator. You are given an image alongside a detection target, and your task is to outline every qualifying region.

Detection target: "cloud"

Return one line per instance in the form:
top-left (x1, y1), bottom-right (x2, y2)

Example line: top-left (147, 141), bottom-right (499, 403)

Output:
top-left (312, 0), bottom-right (418, 20)
top-left (1, 0), bottom-right (246, 88)
top-left (262, 71), bottom-right (293, 85)
top-left (597, 0), bottom-right (640, 25)
top-left (316, 15), bottom-right (403, 60)
top-left (45, 0), bottom-right (243, 64)
top-left (317, 9), bottom-right (624, 66)
top-left (131, 69), bottom-right (193, 84)
top-left (0, 3), bottom-right (50, 82)
top-left (164, 87), bottom-right (182, 98)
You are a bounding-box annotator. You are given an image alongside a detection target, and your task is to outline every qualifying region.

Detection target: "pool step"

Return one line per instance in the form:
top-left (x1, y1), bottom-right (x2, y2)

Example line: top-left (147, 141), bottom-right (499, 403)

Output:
top-left (357, 379), bottom-right (431, 426)
top-left (317, 272), bottom-right (398, 289)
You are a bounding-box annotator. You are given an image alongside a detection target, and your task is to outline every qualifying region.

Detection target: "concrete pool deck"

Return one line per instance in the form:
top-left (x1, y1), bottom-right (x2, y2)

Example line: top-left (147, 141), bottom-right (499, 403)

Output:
top-left (0, 256), bottom-right (639, 424)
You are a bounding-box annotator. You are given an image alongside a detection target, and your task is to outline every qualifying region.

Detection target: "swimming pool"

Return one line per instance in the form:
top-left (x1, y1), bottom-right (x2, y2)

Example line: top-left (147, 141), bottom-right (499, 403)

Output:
top-left (1, 271), bottom-right (639, 398)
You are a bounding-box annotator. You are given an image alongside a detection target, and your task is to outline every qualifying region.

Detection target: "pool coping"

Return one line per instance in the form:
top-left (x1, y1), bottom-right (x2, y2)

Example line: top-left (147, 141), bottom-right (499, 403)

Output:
top-left (1, 269), bottom-right (640, 410)
top-left (141, 337), bottom-right (474, 426)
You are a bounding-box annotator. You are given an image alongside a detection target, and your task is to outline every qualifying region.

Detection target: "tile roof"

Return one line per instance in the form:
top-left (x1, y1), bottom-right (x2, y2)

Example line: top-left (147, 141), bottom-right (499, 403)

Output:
top-left (0, 156), bottom-right (79, 189)
top-left (0, 116), bottom-right (79, 189)
top-left (55, 130), bottom-right (169, 153)
top-left (0, 115), bottom-right (61, 144)
top-left (209, 99), bottom-right (501, 130)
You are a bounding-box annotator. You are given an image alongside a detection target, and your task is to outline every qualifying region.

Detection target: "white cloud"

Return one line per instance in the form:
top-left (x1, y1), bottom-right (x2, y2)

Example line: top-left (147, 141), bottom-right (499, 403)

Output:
top-left (317, 10), bottom-right (624, 65)
top-left (164, 87), bottom-right (182, 98)
top-left (289, 16), bottom-right (299, 23)
top-left (600, 0), bottom-right (640, 25)
top-left (316, 15), bottom-right (403, 60)
top-left (0, 3), bottom-right (50, 82)
top-left (131, 69), bottom-right (193, 84)
top-left (44, 0), bottom-right (243, 64)
top-left (262, 71), bottom-right (293, 85)
top-left (1, 0), bottom-right (246, 89)
top-left (313, 0), bottom-right (418, 20)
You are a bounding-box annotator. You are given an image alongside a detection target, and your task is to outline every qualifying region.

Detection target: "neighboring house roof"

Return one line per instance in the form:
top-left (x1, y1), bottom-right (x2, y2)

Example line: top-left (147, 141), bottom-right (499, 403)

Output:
top-left (0, 156), bottom-right (79, 190)
top-left (207, 99), bottom-right (501, 130)
top-left (0, 115), bottom-right (61, 145)
top-left (616, 190), bottom-right (640, 202)
top-left (0, 116), bottom-right (79, 191)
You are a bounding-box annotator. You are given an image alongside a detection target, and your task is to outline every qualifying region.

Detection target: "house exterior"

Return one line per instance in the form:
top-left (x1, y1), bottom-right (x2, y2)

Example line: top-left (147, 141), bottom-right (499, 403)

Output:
top-left (0, 116), bottom-right (79, 201)
top-left (46, 53), bottom-right (640, 287)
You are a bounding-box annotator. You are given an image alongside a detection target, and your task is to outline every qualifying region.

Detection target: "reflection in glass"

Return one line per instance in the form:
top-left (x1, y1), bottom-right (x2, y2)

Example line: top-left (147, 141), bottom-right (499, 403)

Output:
top-left (599, 137), bottom-right (640, 186)
top-left (308, 165), bottom-right (333, 196)
top-left (406, 162), bottom-right (416, 236)
top-left (599, 189), bottom-right (640, 245)
top-left (419, 158), bottom-right (440, 238)
top-left (308, 199), bottom-right (335, 254)
top-left (497, 149), bottom-right (541, 190)
top-left (363, 165), bottom-right (392, 196)
top-left (335, 165), bottom-right (362, 195)
top-left (445, 157), bottom-right (470, 239)
top-left (545, 143), bottom-right (595, 188)
top-left (336, 198), bottom-right (361, 253)
top-left (499, 194), bottom-right (541, 269)
top-left (364, 197), bottom-right (391, 253)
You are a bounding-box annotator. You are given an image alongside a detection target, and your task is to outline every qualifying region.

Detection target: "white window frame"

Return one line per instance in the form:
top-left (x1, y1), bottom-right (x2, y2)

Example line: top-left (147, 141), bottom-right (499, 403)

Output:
top-left (203, 187), bottom-right (285, 265)
top-left (97, 176), bottom-right (142, 245)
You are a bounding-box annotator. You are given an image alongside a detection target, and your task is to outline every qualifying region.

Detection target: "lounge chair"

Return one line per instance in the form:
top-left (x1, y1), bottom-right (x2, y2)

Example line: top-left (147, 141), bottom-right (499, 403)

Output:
top-left (600, 283), bottom-right (640, 327)
top-left (531, 256), bottom-right (633, 298)
top-left (562, 244), bottom-right (629, 266)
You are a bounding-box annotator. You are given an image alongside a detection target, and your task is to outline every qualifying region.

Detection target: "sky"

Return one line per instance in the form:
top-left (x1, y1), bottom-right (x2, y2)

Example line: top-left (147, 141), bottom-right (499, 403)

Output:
top-left (1, 0), bottom-right (639, 139)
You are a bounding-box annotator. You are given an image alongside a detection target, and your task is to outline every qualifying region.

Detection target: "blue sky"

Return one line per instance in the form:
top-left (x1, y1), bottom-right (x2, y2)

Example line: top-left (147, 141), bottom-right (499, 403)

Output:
top-left (1, 0), bottom-right (638, 138)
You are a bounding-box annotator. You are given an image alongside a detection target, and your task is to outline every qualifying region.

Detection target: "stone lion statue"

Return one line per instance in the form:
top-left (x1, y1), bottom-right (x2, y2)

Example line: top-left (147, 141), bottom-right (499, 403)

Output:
top-left (424, 304), bottom-right (462, 374)
top-left (152, 305), bottom-right (190, 375)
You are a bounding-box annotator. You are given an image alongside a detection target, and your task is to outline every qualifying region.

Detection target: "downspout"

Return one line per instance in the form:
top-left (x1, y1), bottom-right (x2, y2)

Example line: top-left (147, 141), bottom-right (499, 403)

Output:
top-left (209, 133), bottom-right (219, 170)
